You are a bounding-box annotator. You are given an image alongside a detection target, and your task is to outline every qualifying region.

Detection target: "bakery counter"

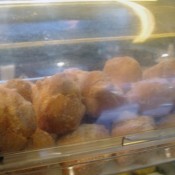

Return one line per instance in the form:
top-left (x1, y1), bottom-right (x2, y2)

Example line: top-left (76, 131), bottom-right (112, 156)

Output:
top-left (0, 1), bottom-right (175, 175)
top-left (1, 127), bottom-right (175, 175)
top-left (1, 56), bottom-right (175, 174)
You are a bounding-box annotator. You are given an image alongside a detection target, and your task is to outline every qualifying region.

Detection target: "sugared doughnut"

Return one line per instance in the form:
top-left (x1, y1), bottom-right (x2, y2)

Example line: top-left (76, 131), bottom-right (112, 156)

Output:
top-left (127, 79), bottom-right (175, 116)
top-left (26, 129), bottom-right (55, 150)
top-left (4, 79), bottom-right (33, 102)
top-left (81, 71), bottom-right (125, 117)
top-left (0, 87), bottom-right (36, 153)
top-left (33, 73), bottom-right (85, 135)
top-left (143, 59), bottom-right (175, 79)
top-left (103, 57), bottom-right (142, 87)
top-left (112, 116), bottom-right (155, 137)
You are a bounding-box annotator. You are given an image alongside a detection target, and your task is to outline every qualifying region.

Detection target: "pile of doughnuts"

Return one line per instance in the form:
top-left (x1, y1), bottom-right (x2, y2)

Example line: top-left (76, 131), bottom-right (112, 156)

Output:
top-left (1, 57), bottom-right (175, 174)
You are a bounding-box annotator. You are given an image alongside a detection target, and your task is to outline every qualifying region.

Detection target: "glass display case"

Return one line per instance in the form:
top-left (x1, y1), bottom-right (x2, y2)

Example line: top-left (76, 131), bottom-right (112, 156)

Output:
top-left (0, 0), bottom-right (175, 175)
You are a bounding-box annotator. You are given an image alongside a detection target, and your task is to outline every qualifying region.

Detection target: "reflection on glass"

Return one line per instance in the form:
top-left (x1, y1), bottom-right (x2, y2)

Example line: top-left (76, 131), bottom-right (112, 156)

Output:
top-left (0, 64), bottom-right (15, 80)
top-left (118, 0), bottom-right (155, 43)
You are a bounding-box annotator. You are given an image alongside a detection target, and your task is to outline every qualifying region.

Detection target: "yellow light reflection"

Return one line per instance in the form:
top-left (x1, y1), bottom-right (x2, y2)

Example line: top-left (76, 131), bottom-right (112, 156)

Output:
top-left (130, 0), bottom-right (157, 1)
top-left (0, 0), bottom-right (158, 4)
top-left (0, 33), bottom-right (174, 50)
top-left (0, 0), bottom-right (156, 43)
top-left (117, 0), bottom-right (155, 43)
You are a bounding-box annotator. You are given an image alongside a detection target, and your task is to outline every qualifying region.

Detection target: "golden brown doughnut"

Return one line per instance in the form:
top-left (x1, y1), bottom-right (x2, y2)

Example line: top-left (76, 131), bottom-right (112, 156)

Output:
top-left (81, 71), bottom-right (125, 117)
top-left (112, 116), bottom-right (155, 137)
top-left (26, 129), bottom-right (55, 150)
top-left (143, 59), bottom-right (175, 79)
top-left (63, 68), bottom-right (88, 91)
top-left (0, 129), bottom-right (28, 154)
top-left (33, 73), bottom-right (85, 135)
top-left (126, 79), bottom-right (175, 116)
top-left (0, 87), bottom-right (36, 153)
top-left (4, 79), bottom-right (33, 102)
top-left (103, 57), bottom-right (142, 87)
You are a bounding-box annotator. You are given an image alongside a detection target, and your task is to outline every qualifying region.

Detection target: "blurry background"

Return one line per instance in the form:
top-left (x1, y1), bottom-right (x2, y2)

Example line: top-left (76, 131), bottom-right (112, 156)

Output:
top-left (0, 0), bottom-right (174, 80)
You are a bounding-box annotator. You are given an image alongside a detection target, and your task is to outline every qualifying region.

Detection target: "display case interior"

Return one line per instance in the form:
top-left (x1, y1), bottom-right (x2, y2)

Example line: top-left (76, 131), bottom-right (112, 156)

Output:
top-left (0, 0), bottom-right (175, 175)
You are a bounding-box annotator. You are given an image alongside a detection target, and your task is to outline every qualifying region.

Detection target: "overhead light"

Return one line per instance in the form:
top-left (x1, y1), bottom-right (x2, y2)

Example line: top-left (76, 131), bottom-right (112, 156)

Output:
top-left (57, 62), bottom-right (65, 67)
top-left (161, 53), bottom-right (169, 57)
